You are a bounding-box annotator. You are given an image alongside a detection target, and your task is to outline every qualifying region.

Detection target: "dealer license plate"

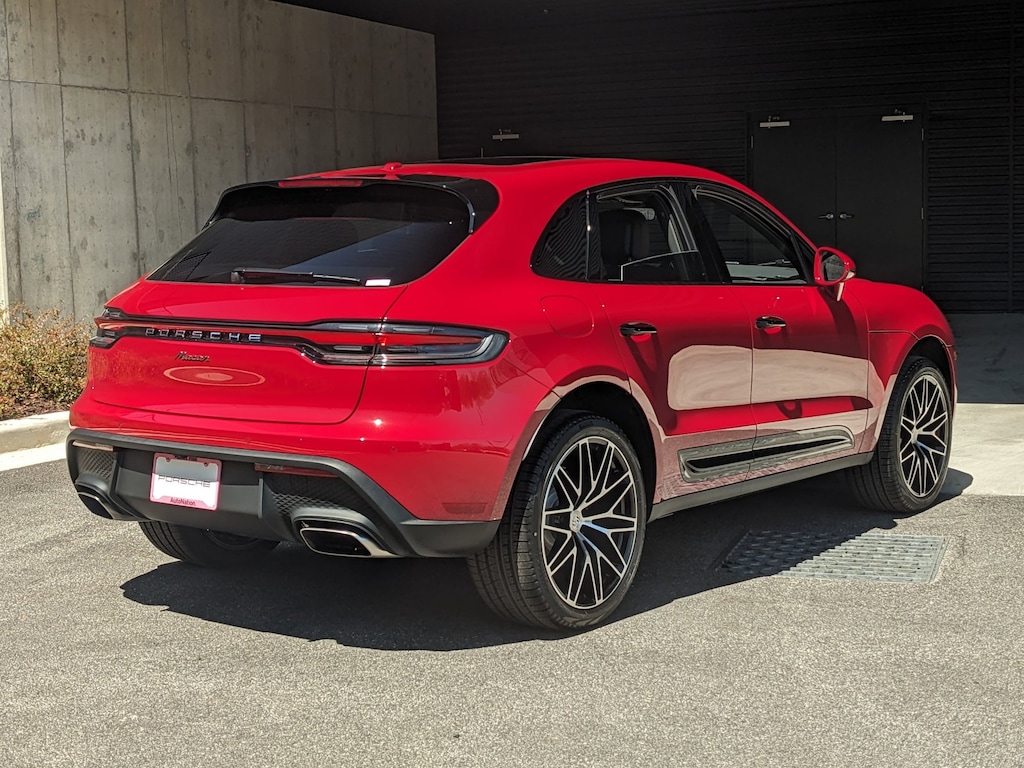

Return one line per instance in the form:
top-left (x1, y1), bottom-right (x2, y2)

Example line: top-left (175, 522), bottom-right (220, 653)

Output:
top-left (149, 454), bottom-right (222, 511)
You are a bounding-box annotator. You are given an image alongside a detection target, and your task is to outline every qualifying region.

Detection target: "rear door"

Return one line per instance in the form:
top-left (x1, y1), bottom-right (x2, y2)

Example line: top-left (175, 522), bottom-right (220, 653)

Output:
top-left (686, 182), bottom-right (872, 470)
top-left (582, 182), bottom-right (756, 497)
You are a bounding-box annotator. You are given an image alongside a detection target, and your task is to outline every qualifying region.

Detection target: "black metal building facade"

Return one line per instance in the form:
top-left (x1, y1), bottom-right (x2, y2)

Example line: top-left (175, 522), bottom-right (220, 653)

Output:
top-left (295, 0), bottom-right (1022, 313)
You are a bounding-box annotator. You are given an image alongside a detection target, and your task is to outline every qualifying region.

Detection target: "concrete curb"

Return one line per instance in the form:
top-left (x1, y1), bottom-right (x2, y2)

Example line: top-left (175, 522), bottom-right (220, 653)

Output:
top-left (0, 412), bottom-right (70, 453)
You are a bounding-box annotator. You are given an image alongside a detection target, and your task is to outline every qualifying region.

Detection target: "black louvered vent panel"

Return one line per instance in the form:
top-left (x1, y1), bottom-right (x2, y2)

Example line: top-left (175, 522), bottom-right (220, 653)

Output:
top-left (77, 449), bottom-right (115, 483)
top-left (436, 0), bottom-right (1018, 311)
top-left (264, 474), bottom-right (372, 517)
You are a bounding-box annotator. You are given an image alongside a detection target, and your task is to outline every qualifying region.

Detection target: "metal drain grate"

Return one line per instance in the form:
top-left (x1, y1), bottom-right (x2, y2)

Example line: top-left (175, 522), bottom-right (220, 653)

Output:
top-left (720, 531), bottom-right (948, 583)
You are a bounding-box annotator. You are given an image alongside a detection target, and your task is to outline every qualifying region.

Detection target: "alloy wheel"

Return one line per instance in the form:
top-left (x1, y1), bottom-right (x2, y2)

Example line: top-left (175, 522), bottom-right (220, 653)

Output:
top-left (898, 371), bottom-right (951, 498)
top-left (540, 435), bottom-right (641, 609)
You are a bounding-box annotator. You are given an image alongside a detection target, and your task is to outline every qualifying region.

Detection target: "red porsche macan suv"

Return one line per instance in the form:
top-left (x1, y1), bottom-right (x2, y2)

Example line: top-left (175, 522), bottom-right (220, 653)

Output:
top-left (67, 158), bottom-right (956, 629)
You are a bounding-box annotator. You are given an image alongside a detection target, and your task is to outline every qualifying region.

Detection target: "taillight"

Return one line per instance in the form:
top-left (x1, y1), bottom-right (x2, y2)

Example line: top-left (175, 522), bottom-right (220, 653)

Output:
top-left (370, 324), bottom-right (507, 366)
top-left (90, 308), bottom-right (507, 367)
top-left (316, 324), bottom-right (507, 366)
top-left (90, 307), bottom-right (126, 349)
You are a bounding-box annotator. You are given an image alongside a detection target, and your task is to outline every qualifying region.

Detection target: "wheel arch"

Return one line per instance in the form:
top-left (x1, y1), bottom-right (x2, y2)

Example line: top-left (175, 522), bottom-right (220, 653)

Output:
top-left (527, 382), bottom-right (658, 509)
top-left (866, 330), bottom-right (956, 450)
top-left (907, 334), bottom-right (956, 403)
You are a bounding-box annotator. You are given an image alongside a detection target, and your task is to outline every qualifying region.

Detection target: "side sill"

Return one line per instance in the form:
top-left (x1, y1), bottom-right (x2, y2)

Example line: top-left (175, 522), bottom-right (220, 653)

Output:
top-left (650, 452), bottom-right (873, 522)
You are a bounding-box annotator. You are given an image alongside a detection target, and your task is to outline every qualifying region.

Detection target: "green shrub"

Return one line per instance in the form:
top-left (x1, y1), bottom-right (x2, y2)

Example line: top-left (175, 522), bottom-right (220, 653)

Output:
top-left (0, 305), bottom-right (90, 421)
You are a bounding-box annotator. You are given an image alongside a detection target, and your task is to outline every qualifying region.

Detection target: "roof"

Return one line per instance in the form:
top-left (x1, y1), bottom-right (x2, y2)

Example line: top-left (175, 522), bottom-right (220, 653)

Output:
top-left (290, 157), bottom-right (733, 191)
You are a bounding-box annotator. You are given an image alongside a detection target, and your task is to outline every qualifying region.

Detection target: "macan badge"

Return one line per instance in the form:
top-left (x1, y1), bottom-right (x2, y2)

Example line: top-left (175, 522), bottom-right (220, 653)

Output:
top-left (175, 351), bottom-right (210, 362)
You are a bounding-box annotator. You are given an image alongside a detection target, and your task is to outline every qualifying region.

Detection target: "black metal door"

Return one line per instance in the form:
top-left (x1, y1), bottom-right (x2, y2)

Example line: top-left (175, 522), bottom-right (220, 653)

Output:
top-left (835, 114), bottom-right (923, 287)
top-left (749, 116), bottom-right (837, 249)
top-left (749, 112), bottom-right (923, 288)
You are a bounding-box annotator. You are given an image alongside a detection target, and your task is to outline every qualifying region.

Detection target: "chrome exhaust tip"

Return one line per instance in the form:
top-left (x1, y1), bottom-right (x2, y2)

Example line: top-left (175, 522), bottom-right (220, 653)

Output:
top-left (296, 521), bottom-right (398, 559)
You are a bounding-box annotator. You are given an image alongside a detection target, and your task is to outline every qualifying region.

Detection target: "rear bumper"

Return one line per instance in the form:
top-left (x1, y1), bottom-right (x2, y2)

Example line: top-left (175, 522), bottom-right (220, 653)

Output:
top-left (67, 429), bottom-right (500, 558)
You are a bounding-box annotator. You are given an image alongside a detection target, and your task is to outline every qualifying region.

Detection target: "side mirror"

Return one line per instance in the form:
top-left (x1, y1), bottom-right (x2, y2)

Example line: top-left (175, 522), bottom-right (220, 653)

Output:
top-left (813, 247), bottom-right (856, 299)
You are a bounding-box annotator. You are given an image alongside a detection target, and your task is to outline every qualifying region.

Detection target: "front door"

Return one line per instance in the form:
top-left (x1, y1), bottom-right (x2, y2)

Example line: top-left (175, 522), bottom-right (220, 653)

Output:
top-left (749, 110), bottom-right (923, 288)
top-left (686, 181), bottom-right (872, 471)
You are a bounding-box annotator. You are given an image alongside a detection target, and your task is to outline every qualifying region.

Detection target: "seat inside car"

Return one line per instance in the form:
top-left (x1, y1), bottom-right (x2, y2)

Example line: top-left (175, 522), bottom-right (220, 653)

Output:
top-left (599, 208), bottom-right (650, 276)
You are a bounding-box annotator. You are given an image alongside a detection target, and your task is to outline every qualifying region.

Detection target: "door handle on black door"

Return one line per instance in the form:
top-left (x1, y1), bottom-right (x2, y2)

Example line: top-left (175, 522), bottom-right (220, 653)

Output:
top-left (755, 316), bottom-right (787, 330)
top-left (619, 322), bottom-right (658, 337)
top-left (817, 212), bottom-right (835, 220)
top-left (839, 212), bottom-right (855, 220)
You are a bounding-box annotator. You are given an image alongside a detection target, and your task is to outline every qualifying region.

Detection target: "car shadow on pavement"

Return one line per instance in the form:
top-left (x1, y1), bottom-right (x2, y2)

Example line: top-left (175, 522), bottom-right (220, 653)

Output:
top-left (120, 475), bottom-right (956, 651)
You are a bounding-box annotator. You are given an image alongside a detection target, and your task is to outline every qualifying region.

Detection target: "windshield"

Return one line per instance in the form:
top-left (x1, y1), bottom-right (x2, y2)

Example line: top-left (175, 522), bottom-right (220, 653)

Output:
top-left (148, 183), bottom-right (473, 286)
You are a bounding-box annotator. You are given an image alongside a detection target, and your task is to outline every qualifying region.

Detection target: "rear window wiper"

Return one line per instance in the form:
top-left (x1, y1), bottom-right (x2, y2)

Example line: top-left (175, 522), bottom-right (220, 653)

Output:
top-left (230, 268), bottom-right (361, 286)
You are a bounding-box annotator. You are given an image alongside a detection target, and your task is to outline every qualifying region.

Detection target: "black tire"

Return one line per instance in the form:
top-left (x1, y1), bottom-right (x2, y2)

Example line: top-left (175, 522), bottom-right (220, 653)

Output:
top-left (847, 356), bottom-right (952, 512)
top-left (468, 415), bottom-right (648, 630)
top-left (138, 521), bottom-right (278, 568)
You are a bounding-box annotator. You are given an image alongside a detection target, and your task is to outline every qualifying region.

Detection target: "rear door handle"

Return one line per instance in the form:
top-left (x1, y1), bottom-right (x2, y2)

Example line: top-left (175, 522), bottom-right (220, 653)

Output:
top-left (817, 212), bottom-right (834, 220)
top-left (619, 322), bottom-right (658, 337)
top-left (755, 315), bottom-right (787, 330)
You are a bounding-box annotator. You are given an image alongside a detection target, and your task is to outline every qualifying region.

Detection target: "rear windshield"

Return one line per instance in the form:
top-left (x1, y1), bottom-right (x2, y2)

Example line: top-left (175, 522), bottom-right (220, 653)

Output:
top-left (148, 183), bottom-right (472, 286)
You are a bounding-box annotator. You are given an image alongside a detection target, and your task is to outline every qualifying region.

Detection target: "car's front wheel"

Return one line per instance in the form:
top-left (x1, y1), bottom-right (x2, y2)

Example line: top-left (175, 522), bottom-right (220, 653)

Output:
top-left (848, 355), bottom-right (953, 512)
top-left (139, 521), bottom-right (278, 567)
top-left (468, 415), bottom-right (647, 630)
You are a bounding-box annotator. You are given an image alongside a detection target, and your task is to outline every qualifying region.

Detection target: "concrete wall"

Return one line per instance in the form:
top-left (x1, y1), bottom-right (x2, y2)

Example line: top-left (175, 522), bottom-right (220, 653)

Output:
top-left (0, 0), bottom-right (437, 318)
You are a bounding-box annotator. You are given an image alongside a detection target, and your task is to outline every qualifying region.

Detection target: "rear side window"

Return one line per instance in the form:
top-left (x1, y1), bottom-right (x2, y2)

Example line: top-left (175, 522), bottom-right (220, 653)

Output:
top-left (531, 193), bottom-right (597, 281)
top-left (148, 183), bottom-right (472, 286)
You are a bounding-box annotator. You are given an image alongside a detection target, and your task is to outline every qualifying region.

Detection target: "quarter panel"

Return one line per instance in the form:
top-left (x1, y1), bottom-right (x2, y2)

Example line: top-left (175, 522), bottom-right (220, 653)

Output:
top-left (845, 279), bottom-right (957, 428)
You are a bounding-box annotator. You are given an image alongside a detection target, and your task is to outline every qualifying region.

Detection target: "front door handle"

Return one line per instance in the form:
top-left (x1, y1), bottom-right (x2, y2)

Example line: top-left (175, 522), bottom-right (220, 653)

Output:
top-left (817, 212), bottom-right (835, 220)
top-left (755, 315), bottom-right (787, 330)
top-left (620, 322), bottom-right (658, 337)
top-left (839, 212), bottom-right (855, 220)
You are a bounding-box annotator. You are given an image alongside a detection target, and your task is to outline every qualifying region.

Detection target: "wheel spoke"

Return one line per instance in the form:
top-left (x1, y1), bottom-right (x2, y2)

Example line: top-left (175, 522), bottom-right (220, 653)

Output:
top-left (918, 410), bottom-right (948, 435)
top-left (553, 464), bottom-right (581, 508)
top-left (566, 544), bottom-right (594, 606)
top-left (580, 526), bottom-right (628, 577)
top-left (899, 440), bottom-right (918, 463)
top-left (543, 517), bottom-right (572, 535)
top-left (582, 472), bottom-right (633, 519)
top-left (547, 532), bottom-right (578, 578)
top-left (903, 452), bottom-right (922, 493)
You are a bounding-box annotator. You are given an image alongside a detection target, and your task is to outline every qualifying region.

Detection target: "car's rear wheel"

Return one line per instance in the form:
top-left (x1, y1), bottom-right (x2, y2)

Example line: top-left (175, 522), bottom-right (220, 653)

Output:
top-left (138, 521), bottom-right (278, 567)
top-left (848, 356), bottom-right (952, 512)
top-left (468, 415), bottom-right (647, 630)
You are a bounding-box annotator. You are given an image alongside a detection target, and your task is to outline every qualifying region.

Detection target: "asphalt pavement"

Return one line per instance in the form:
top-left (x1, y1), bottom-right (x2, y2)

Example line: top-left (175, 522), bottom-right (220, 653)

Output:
top-left (1, 459), bottom-right (1022, 767)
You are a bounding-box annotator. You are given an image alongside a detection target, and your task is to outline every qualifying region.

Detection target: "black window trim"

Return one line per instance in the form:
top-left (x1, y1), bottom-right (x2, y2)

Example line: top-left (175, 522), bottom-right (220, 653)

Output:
top-left (531, 176), bottom-right (815, 287)
top-left (686, 180), bottom-right (814, 285)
